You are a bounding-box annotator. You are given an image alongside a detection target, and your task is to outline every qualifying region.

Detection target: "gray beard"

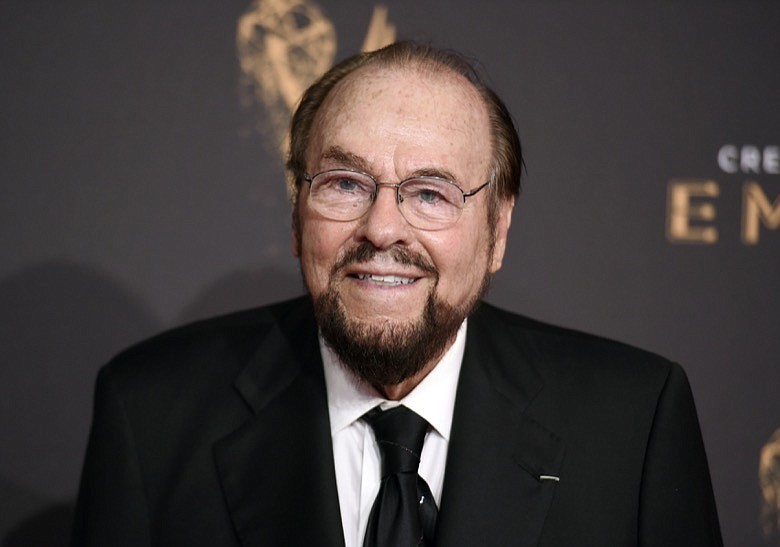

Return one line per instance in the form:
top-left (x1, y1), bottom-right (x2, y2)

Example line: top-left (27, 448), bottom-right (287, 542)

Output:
top-left (310, 243), bottom-right (490, 388)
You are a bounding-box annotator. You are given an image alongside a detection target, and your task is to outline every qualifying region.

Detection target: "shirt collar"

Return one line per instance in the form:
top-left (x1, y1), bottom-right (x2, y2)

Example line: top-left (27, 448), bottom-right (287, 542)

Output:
top-left (322, 320), bottom-right (467, 441)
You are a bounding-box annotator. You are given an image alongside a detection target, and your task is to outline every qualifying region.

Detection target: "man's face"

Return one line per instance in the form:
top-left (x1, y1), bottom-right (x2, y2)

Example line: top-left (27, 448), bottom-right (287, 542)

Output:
top-left (294, 66), bottom-right (513, 388)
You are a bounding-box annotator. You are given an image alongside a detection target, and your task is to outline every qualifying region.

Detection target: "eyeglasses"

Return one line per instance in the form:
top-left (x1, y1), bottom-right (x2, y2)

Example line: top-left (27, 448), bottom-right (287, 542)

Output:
top-left (303, 169), bottom-right (492, 231)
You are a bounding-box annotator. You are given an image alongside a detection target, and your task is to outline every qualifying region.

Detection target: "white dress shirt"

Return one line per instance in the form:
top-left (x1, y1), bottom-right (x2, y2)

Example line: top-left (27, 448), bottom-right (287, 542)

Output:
top-left (322, 320), bottom-right (467, 547)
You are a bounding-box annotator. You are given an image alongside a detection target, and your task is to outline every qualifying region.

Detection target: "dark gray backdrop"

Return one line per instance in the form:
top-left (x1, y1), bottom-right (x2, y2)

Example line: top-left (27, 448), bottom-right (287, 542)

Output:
top-left (2, 1), bottom-right (778, 545)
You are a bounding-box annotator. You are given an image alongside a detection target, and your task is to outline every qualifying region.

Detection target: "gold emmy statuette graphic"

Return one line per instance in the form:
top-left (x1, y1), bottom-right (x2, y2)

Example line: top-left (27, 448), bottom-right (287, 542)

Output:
top-left (237, 0), bottom-right (395, 163)
top-left (760, 428), bottom-right (780, 544)
top-left (361, 5), bottom-right (395, 53)
top-left (237, 0), bottom-right (336, 153)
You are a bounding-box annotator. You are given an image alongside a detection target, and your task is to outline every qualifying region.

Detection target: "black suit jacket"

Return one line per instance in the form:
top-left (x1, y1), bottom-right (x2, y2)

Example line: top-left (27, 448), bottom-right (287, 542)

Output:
top-left (72, 296), bottom-right (722, 546)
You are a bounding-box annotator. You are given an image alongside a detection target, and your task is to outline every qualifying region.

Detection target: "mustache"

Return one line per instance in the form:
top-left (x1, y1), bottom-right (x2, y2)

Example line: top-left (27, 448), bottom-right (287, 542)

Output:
top-left (331, 243), bottom-right (438, 276)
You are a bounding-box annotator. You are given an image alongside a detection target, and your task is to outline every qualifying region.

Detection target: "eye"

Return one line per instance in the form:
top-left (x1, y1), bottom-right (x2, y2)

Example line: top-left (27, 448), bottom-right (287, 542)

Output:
top-left (402, 179), bottom-right (460, 208)
top-left (417, 188), bottom-right (445, 204)
top-left (316, 172), bottom-right (374, 196)
top-left (335, 176), bottom-right (360, 192)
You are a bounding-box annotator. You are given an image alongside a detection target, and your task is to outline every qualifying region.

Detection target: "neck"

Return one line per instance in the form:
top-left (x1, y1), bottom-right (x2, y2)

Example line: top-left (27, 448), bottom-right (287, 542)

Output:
top-left (374, 355), bottom-right (441, 400)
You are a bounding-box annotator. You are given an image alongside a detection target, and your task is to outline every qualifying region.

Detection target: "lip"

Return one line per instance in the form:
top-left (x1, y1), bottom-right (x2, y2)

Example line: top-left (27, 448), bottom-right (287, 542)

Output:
top-left (344, 265), bottom-right (426, 287)
top-left (351, 273), bottom-right (418, 286)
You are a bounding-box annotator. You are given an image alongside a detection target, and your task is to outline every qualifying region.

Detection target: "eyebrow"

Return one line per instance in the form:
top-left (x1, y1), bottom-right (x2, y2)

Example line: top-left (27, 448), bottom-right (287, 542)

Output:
top-left (319, 146), bottom-right (463, 187)
top-left (320, 147), bottom-right (371, 173)
top-left (410, 167), bottom-right (461, 186)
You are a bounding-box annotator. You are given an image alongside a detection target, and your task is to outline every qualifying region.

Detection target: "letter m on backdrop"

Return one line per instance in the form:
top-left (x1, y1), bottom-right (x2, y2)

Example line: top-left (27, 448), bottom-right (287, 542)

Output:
top-left (742, 182), bottom-right (780, 244)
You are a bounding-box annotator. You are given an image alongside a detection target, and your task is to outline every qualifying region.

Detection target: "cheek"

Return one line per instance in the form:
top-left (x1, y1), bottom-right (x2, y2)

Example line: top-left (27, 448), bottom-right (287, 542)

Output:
top-left (301, 224), bottom-right (332, 268)
top-left (425, 228), bottom-right (488, 289)
top-left (299, 219), bottom-right (353, 288)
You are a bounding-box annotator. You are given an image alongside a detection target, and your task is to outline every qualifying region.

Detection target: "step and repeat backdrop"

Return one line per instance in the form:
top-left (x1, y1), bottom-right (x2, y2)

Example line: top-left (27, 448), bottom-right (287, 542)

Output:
top-left (2, 1), bottom-right (778, 545)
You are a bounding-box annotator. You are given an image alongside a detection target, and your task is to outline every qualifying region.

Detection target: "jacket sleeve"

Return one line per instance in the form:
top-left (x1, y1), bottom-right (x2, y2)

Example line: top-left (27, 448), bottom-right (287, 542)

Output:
top-left (638, 362), bottom-right (723, 546)
top-left (71, 366), bottom-right (151, 546)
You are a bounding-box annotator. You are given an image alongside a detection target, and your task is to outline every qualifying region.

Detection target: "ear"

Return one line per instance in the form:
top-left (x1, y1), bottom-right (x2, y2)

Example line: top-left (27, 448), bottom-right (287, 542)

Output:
top-left (489, 197), bottom-right (515, 273)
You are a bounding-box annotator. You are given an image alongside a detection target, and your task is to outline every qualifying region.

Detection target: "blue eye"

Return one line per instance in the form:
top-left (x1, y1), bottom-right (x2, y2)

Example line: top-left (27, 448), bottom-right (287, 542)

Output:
top-left (417, 189), bottom-right (444, 204)
top-left (401, 179), bottom-right (459, 208)
top-left (323, 174), bottom-right (374, 195)
top-left (336, 177), bottom-right (360, 192)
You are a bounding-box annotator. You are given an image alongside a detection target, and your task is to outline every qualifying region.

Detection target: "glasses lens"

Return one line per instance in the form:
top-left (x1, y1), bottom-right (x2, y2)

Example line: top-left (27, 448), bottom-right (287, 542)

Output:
top-left (399, 178), bottom-right (463, 229)
top-left (309, 170), bottom-right (375, 220)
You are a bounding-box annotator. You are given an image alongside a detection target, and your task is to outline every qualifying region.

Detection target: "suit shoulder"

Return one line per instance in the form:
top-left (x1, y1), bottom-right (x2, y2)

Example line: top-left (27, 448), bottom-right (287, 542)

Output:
top-left (470, 303), bottom-right (693, 435)
top-left (100, 296), bottom-right (313, 390)
top-left (472, 301), bottom-right (675, 378)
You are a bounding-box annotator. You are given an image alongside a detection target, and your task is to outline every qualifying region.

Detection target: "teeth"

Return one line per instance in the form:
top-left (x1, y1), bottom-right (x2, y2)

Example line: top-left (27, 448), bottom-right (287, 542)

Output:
top-left (356, 273), bottom-right (416, 285)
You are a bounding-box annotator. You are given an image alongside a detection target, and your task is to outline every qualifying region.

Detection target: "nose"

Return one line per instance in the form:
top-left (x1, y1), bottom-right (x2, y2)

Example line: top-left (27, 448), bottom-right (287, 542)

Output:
top-left (354, 184), bottom-right (413, 249)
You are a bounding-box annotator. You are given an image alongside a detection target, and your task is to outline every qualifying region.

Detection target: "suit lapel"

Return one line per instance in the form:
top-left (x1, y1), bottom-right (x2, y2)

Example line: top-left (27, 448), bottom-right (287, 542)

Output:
top-left (436, 305), bottom-right (565, 547)
top-left (214, 299), bottom-right (345, 547)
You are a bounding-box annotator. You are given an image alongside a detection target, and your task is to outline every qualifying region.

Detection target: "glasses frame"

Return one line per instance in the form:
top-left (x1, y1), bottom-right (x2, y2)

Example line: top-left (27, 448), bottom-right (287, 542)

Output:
top-left (302, 168), bottom-right (493, 230)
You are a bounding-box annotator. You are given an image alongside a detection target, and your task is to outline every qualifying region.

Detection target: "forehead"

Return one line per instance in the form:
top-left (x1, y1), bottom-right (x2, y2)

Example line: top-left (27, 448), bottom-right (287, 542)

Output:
top-left (307, 65), bottom-right (492, 183)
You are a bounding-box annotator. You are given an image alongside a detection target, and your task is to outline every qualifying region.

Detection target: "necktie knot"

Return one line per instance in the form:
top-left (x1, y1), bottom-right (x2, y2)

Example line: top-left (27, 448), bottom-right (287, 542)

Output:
top-left (364, 405), bottom-right (429, 477)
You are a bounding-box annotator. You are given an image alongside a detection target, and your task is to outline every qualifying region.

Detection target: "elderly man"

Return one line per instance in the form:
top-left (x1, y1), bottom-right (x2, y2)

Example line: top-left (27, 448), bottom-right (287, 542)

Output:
top-left (72, 42), bottom-right (722, 546)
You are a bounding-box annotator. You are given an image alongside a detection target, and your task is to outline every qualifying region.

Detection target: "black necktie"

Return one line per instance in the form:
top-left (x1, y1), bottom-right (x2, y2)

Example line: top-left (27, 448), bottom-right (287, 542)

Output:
top-left (362, 405), bottom-right (438, 547)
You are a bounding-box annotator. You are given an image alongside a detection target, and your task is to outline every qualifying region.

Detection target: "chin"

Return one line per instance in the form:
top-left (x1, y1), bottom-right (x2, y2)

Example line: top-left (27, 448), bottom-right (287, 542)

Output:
top-left (313, 285), bottom-right (471, 387)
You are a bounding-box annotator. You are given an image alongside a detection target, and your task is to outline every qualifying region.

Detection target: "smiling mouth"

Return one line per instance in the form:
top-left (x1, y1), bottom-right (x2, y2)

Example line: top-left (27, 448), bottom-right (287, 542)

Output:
top-left (351, 273), bottom-right (418, 286)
